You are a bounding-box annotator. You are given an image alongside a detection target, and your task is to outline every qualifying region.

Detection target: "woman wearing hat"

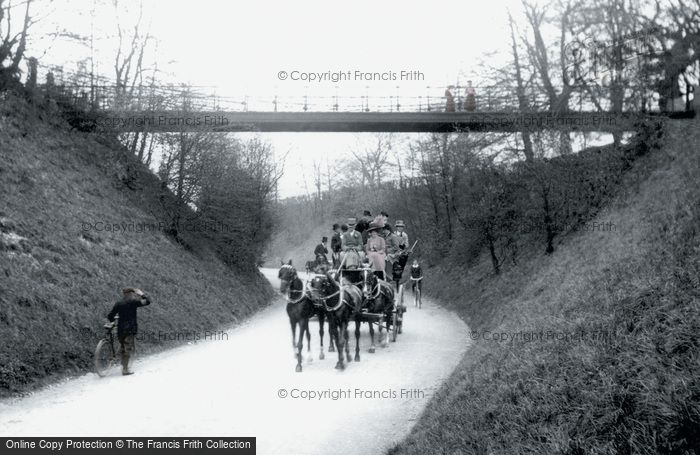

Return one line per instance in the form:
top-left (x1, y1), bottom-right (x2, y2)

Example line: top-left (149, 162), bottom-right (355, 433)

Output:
top-left (365, 222), bottom-right (387, 280)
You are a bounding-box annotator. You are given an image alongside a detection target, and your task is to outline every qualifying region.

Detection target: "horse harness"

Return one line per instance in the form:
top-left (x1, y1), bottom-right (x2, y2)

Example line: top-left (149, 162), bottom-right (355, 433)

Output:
top-left (282, 265), bottom-right (308, 305)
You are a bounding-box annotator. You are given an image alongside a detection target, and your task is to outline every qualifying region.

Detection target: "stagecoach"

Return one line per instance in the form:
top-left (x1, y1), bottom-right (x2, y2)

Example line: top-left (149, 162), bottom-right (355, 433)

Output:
top-left (333, 249), bottom-right (407, 343)
top-left (281, 239), bottom-right (414, 371)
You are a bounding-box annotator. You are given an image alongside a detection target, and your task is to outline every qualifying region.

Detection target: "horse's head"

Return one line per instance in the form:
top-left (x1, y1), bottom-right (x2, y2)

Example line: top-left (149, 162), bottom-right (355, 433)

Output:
top-left (361, 263), bottom-right (376, 299)
top-left (308, 274), bottom-right (336, 303)
top-left (278, 263), bottom-right (297, 294)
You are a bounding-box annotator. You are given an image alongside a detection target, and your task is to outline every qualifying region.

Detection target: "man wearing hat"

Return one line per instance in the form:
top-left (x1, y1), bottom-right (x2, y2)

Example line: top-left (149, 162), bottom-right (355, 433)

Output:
top-left (330, 224), bottom-right (342, 268)
top-left (385, 224), bottom-right (401, 265)
top-left (314, 236), bottom-right (329, 267)
top-left (107, 288), bottom-right (151, 375)
top-left (394, 220), bottom-right (409, 249)
top-left (341, 217), bottom-right (364, 268)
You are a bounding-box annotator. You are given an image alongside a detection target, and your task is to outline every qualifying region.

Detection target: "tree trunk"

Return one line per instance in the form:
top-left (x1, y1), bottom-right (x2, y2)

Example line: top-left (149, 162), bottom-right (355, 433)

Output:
top-left (486, 228), bottom-right (500, 274)
top-left (559, 131), bottom-right (572, 154)
top-left (509, 12), bottom-right (535, 162)
top-left (137, 132), bottom-right (148, 163)
top-left (542, 187), bottom-right (555, 254)
top-left (522, 131), bottom-right (534, 161)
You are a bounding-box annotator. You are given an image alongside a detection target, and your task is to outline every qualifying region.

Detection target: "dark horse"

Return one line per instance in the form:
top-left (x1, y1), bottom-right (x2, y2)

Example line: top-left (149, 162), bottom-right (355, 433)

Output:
top-left (278, 261), bottom-right (333, 372)
top-left (389, 252), bottom-right (410, 291)
top-left (360, 266), bottom-right (396, 354)
top-left (307, 272), bottom-right (363, 370)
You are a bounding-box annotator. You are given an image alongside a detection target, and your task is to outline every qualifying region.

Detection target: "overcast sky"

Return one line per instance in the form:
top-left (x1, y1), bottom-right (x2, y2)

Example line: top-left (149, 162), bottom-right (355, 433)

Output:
top-left (28, 0), bottom-right (529, 197)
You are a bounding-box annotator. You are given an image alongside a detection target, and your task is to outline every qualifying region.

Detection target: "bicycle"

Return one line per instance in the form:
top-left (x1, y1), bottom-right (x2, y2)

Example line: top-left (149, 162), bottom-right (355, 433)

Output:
top-left (94, 318), bottom-right (119, 377)
top-left (410, 276), bottom-right (423, 309)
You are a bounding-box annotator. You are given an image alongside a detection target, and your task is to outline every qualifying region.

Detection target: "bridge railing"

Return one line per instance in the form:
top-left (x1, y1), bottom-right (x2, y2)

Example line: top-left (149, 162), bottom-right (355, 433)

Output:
top-left (30, 62), bottom-right (672, 115)
top-left (30, 63), bottom-right (549, 113)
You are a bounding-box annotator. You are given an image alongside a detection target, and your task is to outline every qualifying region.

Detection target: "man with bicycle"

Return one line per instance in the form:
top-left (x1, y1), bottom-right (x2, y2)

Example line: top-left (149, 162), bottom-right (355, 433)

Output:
top-left (107, 288), bottom-right (151, 375)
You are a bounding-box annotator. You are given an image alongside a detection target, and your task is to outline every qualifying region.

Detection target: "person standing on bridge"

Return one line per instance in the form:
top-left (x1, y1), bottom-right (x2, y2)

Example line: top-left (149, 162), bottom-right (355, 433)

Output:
top-left (107, 288), bottom-right (151, 375)
top-left (465, 80), bottom-right (476, 111)
top-left (445, 86), bottom-right (456, 112)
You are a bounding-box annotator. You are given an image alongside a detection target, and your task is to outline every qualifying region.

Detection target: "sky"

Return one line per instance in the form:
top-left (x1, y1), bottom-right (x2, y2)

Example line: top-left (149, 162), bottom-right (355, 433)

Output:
top-left (25, 0), bottom-right (528, 197)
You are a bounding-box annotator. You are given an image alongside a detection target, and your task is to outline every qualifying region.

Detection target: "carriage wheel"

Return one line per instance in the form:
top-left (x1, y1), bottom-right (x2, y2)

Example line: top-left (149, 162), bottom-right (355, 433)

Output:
top-left (391, 313), bottom-right (398, 342)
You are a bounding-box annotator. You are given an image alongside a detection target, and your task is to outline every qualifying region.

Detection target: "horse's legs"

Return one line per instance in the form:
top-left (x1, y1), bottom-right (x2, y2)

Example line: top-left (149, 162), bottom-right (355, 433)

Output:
top-left (368, 320), bottom-right (376, 353)
top-left (290, 319), bottom-right (297, 356)
top-left (332, 318), bottom-right (344, 370)
top-left (354, 319), bottom-right (361, 362)
top-left (317, 312), bottom-right (325, 360)
top-left (305, 322), bottom-right (312, 362)
top-left (328, 317), bottom-right (336, 352)
top-left (295, 320), bottom-right (304, 372)
top-left (344, 323), bottom-right (351, 363)
top-left (303, 318), bottom-right (314, 362)
top-left (380, 312), bottom-right (388, 347)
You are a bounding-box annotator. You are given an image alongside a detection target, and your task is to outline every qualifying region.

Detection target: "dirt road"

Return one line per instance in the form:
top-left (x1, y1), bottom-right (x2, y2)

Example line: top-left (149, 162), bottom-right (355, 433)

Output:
top-left (0, 268), bottom-right (470, 454)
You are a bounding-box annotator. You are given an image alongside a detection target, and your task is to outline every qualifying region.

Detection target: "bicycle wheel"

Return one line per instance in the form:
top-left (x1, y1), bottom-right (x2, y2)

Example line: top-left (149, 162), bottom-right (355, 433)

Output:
top-left (94, 338), bottom-right (115, 377)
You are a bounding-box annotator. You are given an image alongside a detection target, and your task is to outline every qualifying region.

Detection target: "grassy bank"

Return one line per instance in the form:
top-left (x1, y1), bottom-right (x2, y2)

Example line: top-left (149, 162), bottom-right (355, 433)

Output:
top-left (388, 119), bottom-right (700, 453)
top-left (0, 95), bottom-right (274, 397)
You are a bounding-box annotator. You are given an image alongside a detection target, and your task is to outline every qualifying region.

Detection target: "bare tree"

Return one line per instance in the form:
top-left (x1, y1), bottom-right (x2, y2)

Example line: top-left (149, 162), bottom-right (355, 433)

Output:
top-left (648, 0), bottom-right (700, 111)
top-left (112, 0), bottom-right (151, 105)
top-left (349, 133), bottom-right (395, 189)
top-left (521, 0), bottom-right (575, 154)
top-left (508, 10), bottom-right (535, 161)
top-left (0, 0), bottom-right (33, 89)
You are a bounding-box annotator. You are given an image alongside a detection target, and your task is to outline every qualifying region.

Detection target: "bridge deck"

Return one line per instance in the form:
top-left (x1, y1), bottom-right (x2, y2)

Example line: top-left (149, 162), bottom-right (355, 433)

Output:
top-left (94, 110), bottom-right (664, 133)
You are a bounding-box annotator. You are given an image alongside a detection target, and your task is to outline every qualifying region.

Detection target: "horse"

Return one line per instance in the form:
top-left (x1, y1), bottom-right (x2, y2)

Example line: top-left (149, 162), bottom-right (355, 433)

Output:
top-left (279, 261), bottom-right (335, 361)
top-left (278, 262), bottom-right (315, 372)
top-left (307, 272), bottom-right (363, 370)
top-left (389, 252), bottom-right (409, 291)
top-left (360, 266), bottom-right (396, 353)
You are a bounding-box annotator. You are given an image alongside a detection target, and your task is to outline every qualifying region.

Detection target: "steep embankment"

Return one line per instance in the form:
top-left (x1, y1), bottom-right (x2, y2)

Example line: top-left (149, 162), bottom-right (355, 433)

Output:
top-left (389, 119), bottom-right (700, 453)
top-left (0, 96), bottom-right (274, 397)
